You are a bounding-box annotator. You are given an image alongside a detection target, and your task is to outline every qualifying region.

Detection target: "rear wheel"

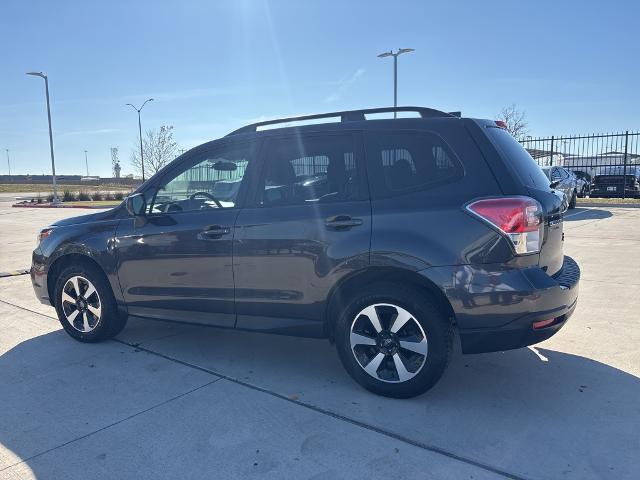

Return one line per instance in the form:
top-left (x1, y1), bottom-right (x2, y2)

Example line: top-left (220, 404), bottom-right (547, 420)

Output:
top-left (335, 283), bottom-right (452, 398)
top-left (568, 190), bottom-right (577, 209)
top-left (54, 263), bottom-right (127, 342)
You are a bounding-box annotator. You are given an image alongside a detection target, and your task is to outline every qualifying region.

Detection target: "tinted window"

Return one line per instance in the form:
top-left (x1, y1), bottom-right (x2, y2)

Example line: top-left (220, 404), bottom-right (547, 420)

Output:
top-left (550, 167), bottom-right (563, 181)
top-left (596, 166), bottom-right (640, 177)
top-left (150, 144), bottom-right (252, 213)
top-left (367, 131), bottom-right (462, 196)
top-left (486, 127), bottom-right (550, 189)
top-left (260, 135), bottom-right (362, 206)
top-left (559, 168), bottom-right (570, 180)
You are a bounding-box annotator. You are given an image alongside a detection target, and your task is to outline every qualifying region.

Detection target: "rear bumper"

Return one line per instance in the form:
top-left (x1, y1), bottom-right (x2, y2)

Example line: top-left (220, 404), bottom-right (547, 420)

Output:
top-left (419, 255), bottom-right (580, 354)
top-left (458, 296), bottom-right (577, 353)
top-left (591, 185), bottom-right (640, 198)
top-left (459, 256), bottom-right (580, 353)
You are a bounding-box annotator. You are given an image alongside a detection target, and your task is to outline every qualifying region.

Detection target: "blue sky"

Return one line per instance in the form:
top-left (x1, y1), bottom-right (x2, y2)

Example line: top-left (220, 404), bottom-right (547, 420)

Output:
top-left (1, 0), bottom-right (638, 177)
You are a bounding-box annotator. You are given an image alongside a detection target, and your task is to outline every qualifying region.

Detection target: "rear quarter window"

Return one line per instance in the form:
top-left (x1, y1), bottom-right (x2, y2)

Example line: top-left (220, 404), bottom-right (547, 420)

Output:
top-left (486, 127), bottom-right (550, 190)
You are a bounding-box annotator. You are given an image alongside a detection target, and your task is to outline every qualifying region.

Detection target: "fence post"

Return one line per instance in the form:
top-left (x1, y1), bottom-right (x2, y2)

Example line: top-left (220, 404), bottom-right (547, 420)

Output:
top-left (622, 131), bottom-right (629, 200)
top-left (550, 136), bottom-right (555, 165)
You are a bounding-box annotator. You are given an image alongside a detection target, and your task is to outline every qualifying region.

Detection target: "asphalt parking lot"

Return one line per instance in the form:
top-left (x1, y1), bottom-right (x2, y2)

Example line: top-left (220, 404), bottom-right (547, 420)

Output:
top-left (1, 200), bottom-right (639, 480)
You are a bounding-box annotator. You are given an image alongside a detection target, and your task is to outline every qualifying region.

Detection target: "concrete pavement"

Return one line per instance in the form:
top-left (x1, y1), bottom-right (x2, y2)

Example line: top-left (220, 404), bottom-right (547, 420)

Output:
top-left (0, 204), bottom-right (639, 479)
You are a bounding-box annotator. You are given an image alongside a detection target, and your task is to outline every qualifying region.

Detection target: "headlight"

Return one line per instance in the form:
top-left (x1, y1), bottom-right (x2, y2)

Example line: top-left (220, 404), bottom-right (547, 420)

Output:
top-left (37, 227), bottom-right (55, 245)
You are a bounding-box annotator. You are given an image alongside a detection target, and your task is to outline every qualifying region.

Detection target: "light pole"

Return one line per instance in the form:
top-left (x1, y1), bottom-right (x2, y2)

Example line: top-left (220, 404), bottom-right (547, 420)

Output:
top-left (5, 149), bottom-right (10, 176)
top-left (377, 48), bottom-right (415, 118)
top-left (26, 71), bottom-right (59, 203)
top-left (126, 98), bottom-right (153, 181)
top-left (84, 150), bottom-right (89, 176)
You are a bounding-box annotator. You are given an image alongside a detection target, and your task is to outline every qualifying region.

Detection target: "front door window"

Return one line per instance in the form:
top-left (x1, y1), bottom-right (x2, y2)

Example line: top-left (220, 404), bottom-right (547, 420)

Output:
top-left (151, 146), bottom-right (251, 214)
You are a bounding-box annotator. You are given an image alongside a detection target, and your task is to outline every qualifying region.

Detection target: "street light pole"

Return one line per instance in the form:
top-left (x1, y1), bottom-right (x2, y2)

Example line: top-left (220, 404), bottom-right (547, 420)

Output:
top-left (393, 54), bottom-right (398, 116)
top-left (126, 98), bottom-right (153, 182)
top-left (27, 71), bottom-right (59, 203)
top-left (84, 150), bottom-right (89, 176)
top-left (5, 149), bottom-right (10, 176)
top-left (377, 48), bottom-right (415, 118)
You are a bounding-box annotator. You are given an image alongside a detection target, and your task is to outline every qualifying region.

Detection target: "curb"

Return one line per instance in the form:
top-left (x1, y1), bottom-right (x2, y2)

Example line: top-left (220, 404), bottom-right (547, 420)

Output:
top-left (577, 202), bottom-right (640, 209)
top-left (0, 269), bottom-right (29, 278)
top-left (12, 203), bottom-right (117, 209)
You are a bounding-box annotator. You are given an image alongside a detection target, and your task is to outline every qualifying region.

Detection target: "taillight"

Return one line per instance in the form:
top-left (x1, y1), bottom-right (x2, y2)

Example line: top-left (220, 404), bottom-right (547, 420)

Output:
top-left (495, 120), bottom-right (508, 129)
top-left (465, 197), bottom-right (543, 255)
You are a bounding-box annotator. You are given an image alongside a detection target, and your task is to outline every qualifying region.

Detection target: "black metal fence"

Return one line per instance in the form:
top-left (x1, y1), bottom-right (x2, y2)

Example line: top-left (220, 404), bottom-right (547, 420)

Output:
top-left (519, 131), bottom-right (640, 198)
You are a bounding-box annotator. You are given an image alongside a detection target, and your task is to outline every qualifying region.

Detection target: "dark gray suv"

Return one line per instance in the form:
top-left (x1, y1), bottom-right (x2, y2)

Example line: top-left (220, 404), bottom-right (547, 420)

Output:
top-left (31, 106), bottom-right (580, 398)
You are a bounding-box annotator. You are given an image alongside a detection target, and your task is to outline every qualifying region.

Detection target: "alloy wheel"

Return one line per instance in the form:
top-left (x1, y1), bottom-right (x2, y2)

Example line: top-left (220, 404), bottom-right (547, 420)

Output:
top-left (350, 303), bottom-right (428, 383)
top-left (61, 275), bottom-right (102, 333)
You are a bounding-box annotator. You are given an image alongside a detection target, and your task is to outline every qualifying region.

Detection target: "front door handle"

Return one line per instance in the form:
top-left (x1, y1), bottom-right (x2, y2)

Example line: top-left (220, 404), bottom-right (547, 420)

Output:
top-left (325, 215), bottom-right (363, 230)
top-left (199, 225), bottom-right (231, 240)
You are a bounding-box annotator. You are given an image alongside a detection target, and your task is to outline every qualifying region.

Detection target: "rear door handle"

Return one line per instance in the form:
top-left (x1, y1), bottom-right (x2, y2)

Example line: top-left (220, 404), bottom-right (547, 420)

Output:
top-left (199, 225), bottom-right (231, 239)
top-left (325, 215), bottom-right (363, 230)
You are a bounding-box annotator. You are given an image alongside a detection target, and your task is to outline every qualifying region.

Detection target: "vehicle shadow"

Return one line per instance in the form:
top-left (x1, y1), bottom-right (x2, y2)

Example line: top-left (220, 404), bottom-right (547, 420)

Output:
top-left (119, 318), bottom-right (639, 479)
top-left (564, 207), bottom-right (612, 221)
top-left (1, 323), bottom-right (639, 479)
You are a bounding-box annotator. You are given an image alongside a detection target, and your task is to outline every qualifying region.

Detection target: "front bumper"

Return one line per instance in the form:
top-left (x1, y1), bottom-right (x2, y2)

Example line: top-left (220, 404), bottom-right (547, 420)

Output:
top-left (30, 249), bottom-right (52, 306)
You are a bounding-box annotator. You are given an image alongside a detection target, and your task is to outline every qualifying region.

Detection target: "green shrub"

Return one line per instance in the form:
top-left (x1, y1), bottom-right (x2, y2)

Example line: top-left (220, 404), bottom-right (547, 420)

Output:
top-left (78, 191), bottom-right (91, 201)
top-left (62, 190), bottom-right (76, 202)
top-left (105, 192), bottom-right (116, 201)
top-left (46, 193), bottom-right (54, 203)
top-left (114, 191), bottom-right (124, 201)
top-left (91, 190), bottom-right (103, 201)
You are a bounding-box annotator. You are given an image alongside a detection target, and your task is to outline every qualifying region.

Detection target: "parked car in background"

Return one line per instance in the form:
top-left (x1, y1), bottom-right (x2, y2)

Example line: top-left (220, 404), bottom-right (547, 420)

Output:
top-left (572, 170), bottom-right (591, 197)
top-left (30, 106), bottom-right (580, 398)
top-left (590, 166), bottom-right (640, 198)
top-left (540, 166), bottom-right (578, 209)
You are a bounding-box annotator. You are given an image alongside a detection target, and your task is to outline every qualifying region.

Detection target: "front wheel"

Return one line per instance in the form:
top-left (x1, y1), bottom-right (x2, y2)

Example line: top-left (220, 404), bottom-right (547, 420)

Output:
top-left (54, 263), bottom-right (127, 342)
top-left (335, 283), bottom-right (452, 398)
top-left (568, 190), bottom-right (577, 209)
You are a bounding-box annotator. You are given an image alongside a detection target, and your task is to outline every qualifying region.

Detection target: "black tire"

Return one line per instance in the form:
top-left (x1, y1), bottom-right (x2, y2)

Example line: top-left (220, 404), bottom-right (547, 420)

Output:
top-left (335, 283), bottom-right (452, 398)
top-left (53, 263), bottom-right (127, 343)
top-left (568, 190), bottom-right (577, 209)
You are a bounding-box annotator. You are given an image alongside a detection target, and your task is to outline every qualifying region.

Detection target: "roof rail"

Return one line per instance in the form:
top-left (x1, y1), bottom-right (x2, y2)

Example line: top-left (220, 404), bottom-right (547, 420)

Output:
top-left (226, 106), bottom-right (456, 136)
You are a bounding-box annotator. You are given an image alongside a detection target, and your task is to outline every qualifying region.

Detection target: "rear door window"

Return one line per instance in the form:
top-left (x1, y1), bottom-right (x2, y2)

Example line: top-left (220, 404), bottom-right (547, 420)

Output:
top-left (365, 131), bottom-right (463, 198)
top-left (258, 133), bottom-right (366, 207)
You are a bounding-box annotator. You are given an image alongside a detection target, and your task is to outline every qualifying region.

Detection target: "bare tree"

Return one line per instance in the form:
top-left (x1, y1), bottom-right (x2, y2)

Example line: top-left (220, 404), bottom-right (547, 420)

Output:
top-left (130, 125), bottom-right (178, 176)
top-left (498, 104), bottom-right (529, 139)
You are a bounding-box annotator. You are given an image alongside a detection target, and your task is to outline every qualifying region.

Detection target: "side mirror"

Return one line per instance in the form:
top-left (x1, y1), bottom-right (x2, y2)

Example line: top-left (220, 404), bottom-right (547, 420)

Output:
top-left (125, 193), bottom-right (147, 216)
top-left (549, 180), bottom-right (561, 189)
top-left (211, 160), bottom-right (238, 172)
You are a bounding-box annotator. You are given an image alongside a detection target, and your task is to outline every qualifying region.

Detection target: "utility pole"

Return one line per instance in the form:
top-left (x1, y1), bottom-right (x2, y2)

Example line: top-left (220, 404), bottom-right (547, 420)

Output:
top-left (84, 150), bottom-right (89, 176)
top-left (5, 149), bottom-right (9, 176)
top-left (377, 48), bottom-right (415, 118)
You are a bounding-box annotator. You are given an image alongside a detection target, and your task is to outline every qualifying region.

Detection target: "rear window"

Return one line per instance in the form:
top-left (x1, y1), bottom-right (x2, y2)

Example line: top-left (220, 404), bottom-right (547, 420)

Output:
top-left (486, 127), bottom-right (550, 189)
top-left (596, 166), bottom-right (640, 177)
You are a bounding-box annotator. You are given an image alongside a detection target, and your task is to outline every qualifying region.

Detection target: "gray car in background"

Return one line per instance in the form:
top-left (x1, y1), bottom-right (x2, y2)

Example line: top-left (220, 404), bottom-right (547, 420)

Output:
top-left (540, 166), bottom-right (578, 209)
